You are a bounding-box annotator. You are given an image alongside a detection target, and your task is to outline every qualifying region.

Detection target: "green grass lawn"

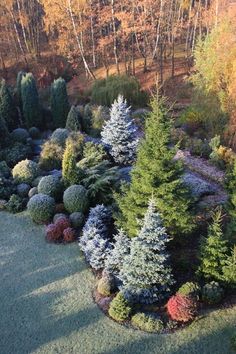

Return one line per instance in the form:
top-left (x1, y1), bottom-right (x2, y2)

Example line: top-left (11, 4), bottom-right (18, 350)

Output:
top-left (0, 211), bottom-right (235, 354)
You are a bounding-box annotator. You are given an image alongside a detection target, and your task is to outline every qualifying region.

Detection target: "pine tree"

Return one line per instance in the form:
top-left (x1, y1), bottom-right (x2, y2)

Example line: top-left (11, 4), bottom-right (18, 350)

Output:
top-left (21, 73), bottom-right (41, 128)
top-left (223, 246), bottom-right (236, 286)
top-left (119, 199), bottom-right (175, 304)
top-left (87, 231), bottom-right (111, 270)
top-left (62, 133), bottom-right (84, 187)
top-left (66, 105), bottom-right (82, 131)
top-left (51, 77), bottom-right (70, 128)
top-left (116, 98), bottom-right (194, 237)
top-left (105, 229), bottom-right (130, 277)
top-left (0, 79), bottom-right (18, 130)
top-left (198, 209), bottom-right (229, 282)
top-left (79, 204), bottom-right (112, 264)
top-left (101, 95), bottom-right (138, 165)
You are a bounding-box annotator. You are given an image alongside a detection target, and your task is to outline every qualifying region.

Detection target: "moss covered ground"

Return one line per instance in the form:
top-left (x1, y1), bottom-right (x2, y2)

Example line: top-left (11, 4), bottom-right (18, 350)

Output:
top-left (0, 212), bottom-right (235, 354)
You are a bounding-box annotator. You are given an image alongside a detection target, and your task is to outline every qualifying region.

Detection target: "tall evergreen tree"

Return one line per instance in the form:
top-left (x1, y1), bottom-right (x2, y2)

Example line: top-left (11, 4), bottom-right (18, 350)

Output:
top-left (0, 79), bottom-right (18, 130)
top-left (198, 209), bottom-right (229, 282)
top-left (101, 95), bottom-right (138, 165)
top-left (119, 199), bottom-right (174, 304)
top-left (16, 71), bottom-right (25, 107)
top-left (105, 229), bottom-right (130, 277)
top-left (225, 161), bottom-right (236, 244)
top-left (51, 77), bottom-right (70, 128)
top-left (21, 73), bottom-right (41, 128)
top-left (116, 98), bottom-right (194, 237)
top-left (66, 105), bottom-right (82, 131)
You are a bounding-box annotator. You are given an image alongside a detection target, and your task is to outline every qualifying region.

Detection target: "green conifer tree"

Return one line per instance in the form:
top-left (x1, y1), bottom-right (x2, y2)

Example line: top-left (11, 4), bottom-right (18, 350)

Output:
top-left (225, 161), bottom-right (236, 244)
top-left (62, 132), bottom-right (84, 187)
top-left (51, 77), bottom-right (70, 128)
top-left (0, 79), bottom-right (18, 130)
top-left (0, 114), bottom-right (9, 148)
top-left (198, 209), bottom-right (229, 281)
top-left (116, 98), bottom-right (194, 237)
top-left (16, 71), bottom-right (25, 107)
top-left (120, 199), bottom-right (174, 304)
top-left (223, 246), bottom-right (236, 287)
top-left (66, 105), bottom-right (82, 131)
top-left (21, 73), bottom-right (41, 128)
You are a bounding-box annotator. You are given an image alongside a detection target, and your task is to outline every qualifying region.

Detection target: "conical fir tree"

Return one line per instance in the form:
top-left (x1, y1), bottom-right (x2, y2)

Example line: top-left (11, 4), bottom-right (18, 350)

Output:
top-left (225, 161), bottom-right (236, 244)
top-left (116, 98), bottom-right (193, 237)
top-left (198, 209), bottom-right (228, 282)
top-left (101, 95), bottom-right (138, 165)
top-left (21, 73), bottom-right (41, 128)
top-left (223, 246), bottom-right (236, 286)
top-left (0, 79), bottom-right (18, 130)
top-left (119, 199), bottom-right (175, 304)
top-left (66, 105), bottom-right (82, 131)
top-left (51, 77), bottom-right (70, 128)
top-left (105, 229), bottom-right (130, 277)
top-left (16, 71), bottom-right (25, 107)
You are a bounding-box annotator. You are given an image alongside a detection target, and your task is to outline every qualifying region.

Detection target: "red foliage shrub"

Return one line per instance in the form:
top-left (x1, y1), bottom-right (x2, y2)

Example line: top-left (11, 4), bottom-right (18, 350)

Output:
top-left (55, 217), bottom-right (70, 234)
top-left (46, 223), bottom-right (62, 242)
top-left (167, 294), bottom-right (197, 323)
top-left (63, 227), bottom-right (76, 243)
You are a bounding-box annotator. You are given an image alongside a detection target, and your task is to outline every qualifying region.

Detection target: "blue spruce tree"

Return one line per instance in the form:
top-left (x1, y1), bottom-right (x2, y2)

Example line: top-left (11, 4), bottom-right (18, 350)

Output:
top-left (119, 199), bottom-right (174, 304)
top-left (101, 95), bottom-right (138, 165)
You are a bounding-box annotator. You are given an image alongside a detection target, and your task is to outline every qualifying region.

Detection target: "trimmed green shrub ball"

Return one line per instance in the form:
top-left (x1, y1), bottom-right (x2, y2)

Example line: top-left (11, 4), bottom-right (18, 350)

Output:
top-left (29, 127), bottom-right (40, 139)
top-left (51, 128), bottom-right (69, 146)
top-left (38, 175), bottom-right (63, 200)
top-left (12, 159), bottom-right (40, 184)
top-left (202, 281), bottom-right (224, 304)
top-left (17, 183), bottom-right (31, 198)
top-left (11, 128), bottom-right (29, 143)
top-left (108, 292), bottom-right (132, 322)
top-left (27, 193), bottom-right (55, 223)
top-left (63, 185), bottom-right (88, 213)
top-left (131, 312), bottom-right (164, 333)
top-left (69, 212), bottom-right (84, 229)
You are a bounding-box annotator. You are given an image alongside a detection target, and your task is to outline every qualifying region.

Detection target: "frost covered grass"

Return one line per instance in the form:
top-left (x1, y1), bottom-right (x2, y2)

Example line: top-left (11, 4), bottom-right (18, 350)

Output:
top-left (0, 211), bottom-right (236, 354)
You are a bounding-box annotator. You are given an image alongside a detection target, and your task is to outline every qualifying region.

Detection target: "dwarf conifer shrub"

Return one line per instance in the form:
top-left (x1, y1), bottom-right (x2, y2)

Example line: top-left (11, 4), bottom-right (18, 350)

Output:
top-left (55, 216), bottom-right (71, 234)
top-left (21, 73), bottom-right (41, 128)
top-left (0, 115), bottom-right (9, 148)
top-left (63, 227), bottom-right (76, 243)
top-left (11, 128), bottom-right (30, 143)
top-left (131, 313), bottom-right (164, 333)
top-left (12, 159), bottom-right (39, 184)
top-left (177, 282), bottom-right (201, 300)
top-left (201, 281), bottom-right (224, 304)
top-left (223, 247), bottom-right (236, 287)
top-left (39, 140), bottom-right (64, 171)
top-left (6, 194), bottom-right (26, 213)
top-left (167, 294), bottom-right (197, 322)
top-left (38, 175), bottom-right (62, 201)
top-left (51, 78), bottom-right (70, 128)
top-left (97, 274), bottom-right (116, 296)
top-left (45, 223), bottom-right (62, 242)
top-left (63, 185), bottom-right (88, 213)
top-left (66, 105), bottom-right (82, 131)
top-left (27, 193), bottom-right (55, 223)
top-left (51, 128), bottom-right (69, 146)
top-left (108, 292), bottom-right (132, 322)
top-left (69, 212), bottom-right (84, 229)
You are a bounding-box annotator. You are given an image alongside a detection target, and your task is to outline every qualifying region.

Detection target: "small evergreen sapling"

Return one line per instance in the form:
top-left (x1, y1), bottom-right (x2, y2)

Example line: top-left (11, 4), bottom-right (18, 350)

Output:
top-left (198, 209), bottom-right (228, 282)
top-left (66, 105), bottom-right (82, 131)
top-left (0, 79), bottom-right (18, 130)
top-left (105, 229), bottom-right (130, 277)
top-left (223, 246), bottom-right (236, 286)
top-left (119, 199), bottom-right (175, 304)
top-left (51, 78), bottom-right (70, 128)
top-left (79, 205), bottom-right (112, 266)
top-left (101, 95), bottom-right (138, 165)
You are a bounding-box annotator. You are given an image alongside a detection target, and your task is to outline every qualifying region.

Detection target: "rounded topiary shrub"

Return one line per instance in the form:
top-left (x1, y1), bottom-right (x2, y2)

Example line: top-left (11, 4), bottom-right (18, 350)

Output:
top-left (11, 128), bottom-right (29, 143)
top-left (29, 127), bottom-right (40, 139)
top-left (55, 216), bottom-right (71, 234)
top-left (63, 185), bottom-right (88, 213)
top-left (17, 183), bottom-right (31, 198)
top-left (13, 159), bottom-right (40, 184)
top-left (167, 294), bottom-right (197, 323)
top-left (45, 224), bottom-right (61, 242)
top-left (51, 128), bottom-right (69, 146)
top-left (69, 212), bottom-right (84, 229)
top-left (177, 282), bottom-right (201, 300)
top-left (63, 227), bottom-right (76, 243)
top-left (27, 193), bottom-right (55, 224)
top-left (108, 292), bottom-right (132, 322)
top-left (97, 274), bottom-right (116, 296)
top-left (131, 312), bottom-right (164, 333)
top-left (38, 175), bottom-right (63, 201)
top-left (202, 281), bottom-right (224, 304)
